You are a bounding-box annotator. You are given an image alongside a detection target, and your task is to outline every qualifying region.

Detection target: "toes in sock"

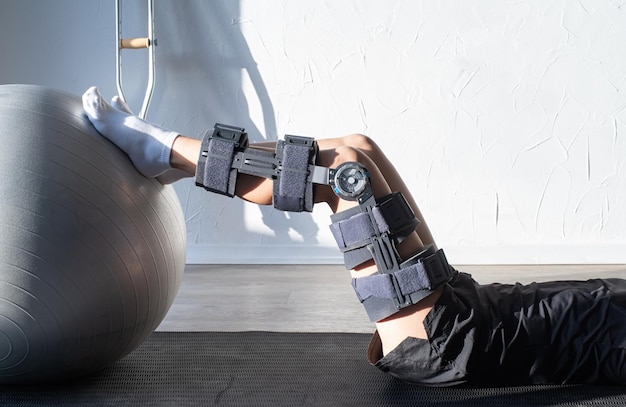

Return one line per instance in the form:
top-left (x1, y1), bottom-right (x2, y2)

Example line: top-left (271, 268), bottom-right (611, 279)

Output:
top-left (109, 94), bottom-right (190, 184)
top-left (82, 86), bottom-right (179, 179)
top-left (110, 95), bottom-right (133, 115)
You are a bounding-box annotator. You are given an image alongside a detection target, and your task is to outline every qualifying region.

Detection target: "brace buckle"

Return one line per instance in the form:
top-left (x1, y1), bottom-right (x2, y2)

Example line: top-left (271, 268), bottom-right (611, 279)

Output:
top-left (211, 123), bottom-right (247, 147)
top-left (283, 134), bottom-right (316, 148)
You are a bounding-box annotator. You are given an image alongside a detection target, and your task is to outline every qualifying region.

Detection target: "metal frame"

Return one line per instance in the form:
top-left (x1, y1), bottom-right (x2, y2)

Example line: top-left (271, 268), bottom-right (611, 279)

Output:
top-left (115, 0), bottom-right (156, 119)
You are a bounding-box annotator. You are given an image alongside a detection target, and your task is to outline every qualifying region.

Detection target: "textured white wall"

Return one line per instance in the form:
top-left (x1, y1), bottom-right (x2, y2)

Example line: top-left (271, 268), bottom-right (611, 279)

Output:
top-left (1, 1), bottom-right (625, 264)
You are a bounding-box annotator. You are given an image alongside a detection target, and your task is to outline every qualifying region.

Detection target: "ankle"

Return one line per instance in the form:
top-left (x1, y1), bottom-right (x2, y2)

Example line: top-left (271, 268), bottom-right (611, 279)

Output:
top-left (170, 136), bottom-right (201, 175)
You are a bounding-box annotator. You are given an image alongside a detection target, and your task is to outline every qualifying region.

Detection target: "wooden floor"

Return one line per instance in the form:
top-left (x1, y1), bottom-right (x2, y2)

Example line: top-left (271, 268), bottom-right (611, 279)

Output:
top-left (156, 264), bottom-right (626, 334)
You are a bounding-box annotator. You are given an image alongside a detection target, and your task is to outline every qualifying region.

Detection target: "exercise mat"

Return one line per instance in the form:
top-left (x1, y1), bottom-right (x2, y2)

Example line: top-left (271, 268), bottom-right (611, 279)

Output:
top-left (2, 331), bottom-right (626, 406)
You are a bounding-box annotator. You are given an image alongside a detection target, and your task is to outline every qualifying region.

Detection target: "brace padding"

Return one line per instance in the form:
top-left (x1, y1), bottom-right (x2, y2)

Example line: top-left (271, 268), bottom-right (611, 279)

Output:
top-left (195, 124), bottom-right (248, 197)
top-left (273, 135), bottom-right (318, 212)
top-left (329, 192), bottom-right (420, 269)
top-left (352, 246), bottom-right (456, 322)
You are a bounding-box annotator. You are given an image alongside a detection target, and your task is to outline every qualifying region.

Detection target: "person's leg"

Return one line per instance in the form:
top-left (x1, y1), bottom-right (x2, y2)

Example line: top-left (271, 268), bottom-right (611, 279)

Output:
top-left (172, 134), bottom-right (442, 353)
top-left (115, 128), bottom-right (443, 354)
top-left (317, 135), bottom-right (436, 247)
top-left (84, 87), bottom-right (433, 243)
top-left (313, 145), bottom-right (443, 355)
top-left (252, 135), bottom-right (436, 247)
top-left (83, 88), bottom-right (442, 354)
top-left (81, 87), bottom-right (280, 198)
top-left (202, 139), bottom-right (443, 352)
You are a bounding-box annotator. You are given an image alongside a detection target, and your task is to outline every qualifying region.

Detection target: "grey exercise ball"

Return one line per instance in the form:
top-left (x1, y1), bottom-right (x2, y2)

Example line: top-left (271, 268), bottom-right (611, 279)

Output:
top-left (0, 84), bottom-right (187, 384)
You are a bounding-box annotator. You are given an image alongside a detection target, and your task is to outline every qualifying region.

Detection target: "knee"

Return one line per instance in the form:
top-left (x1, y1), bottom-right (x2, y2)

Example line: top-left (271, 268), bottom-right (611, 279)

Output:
top-left (343, 133), bottom-right (379, 153)
top-left (326, 145), bottom-right (364, 168)
top-left (315, 145), bottom-right (370, 208)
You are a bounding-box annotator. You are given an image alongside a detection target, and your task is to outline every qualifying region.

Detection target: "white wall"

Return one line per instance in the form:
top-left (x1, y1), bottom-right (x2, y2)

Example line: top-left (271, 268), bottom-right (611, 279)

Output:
top-left (1, 0), bottom-right (625, 265)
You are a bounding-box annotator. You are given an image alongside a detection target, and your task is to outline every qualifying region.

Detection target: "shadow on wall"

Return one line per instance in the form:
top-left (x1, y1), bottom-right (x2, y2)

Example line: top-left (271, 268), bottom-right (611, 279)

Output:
top-left (156, 1), bottom-right (321, 251)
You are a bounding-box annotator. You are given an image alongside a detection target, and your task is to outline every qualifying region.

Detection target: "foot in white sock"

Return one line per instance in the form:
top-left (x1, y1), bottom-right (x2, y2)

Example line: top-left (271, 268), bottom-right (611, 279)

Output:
top-left (110, 95), bottom-right (132, 115)
top-left (109, 95), bottom-right (191, 184)
top-left (82, 86), bottom-right (179, 179)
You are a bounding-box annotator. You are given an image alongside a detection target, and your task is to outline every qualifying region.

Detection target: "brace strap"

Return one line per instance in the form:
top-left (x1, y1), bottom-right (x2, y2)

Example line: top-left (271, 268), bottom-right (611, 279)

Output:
top-left (352, 246), bottom-right (455, 322)
top-left (195, 124), bottom-right (249, 197)
top-left (196, 125), bottom-right (316, 208)
top-left (329, 192), bottom-right (420, 269)
top-left (273, 135), bottom-right (318, 212)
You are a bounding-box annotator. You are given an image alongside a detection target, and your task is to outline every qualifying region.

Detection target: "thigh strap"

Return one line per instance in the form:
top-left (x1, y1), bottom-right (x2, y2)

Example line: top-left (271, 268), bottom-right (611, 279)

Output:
top-left (352, 246), bottom-right (456, 321)
top-left (329, 192), bottom-right (420, 269)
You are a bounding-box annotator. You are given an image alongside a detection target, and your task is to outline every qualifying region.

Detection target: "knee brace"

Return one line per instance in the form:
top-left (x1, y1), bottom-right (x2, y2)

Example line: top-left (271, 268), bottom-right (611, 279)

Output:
top-left (195, 123), bottom-right (318, 212)
top-left (195, 124), bottom-right (454, 322)
top-left (327, 163), bottom-right (455, 322)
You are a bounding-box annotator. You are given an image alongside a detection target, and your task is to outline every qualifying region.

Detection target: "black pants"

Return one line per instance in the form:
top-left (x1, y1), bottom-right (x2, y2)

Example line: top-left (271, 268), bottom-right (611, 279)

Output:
top-left (369, 272), bottom-right (626, 387)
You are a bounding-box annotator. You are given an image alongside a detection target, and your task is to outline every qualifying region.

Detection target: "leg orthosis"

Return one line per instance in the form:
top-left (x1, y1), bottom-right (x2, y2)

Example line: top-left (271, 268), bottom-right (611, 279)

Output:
top-left (330, 193), bottom-right (454, 321)
top-left (195, 123), bottom-right (455, 321)
top-left (196, 123), bottom-right (317, 212)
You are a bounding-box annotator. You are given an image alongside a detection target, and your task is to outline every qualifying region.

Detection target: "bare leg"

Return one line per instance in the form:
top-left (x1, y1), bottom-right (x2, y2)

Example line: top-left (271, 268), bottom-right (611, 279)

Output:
top-left (171, 136), bottom-right (442, 354)
top-left (82, 92), bottom-right (442, 355)
top-left (251, 135), bottom-right (436, 247)
top-left (169, 136), bottom-right (200, 174)
top-left (85, 88), bottom-right (434, 246)
top-left (313, 145), bottom-right (442, 355)
top-left (84, 86), bottom-right (434, 242)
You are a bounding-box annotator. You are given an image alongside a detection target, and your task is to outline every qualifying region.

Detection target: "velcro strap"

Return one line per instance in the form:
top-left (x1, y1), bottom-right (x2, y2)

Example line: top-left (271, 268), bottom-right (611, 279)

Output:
top-left (352, 248), bottom-right (456, 321)
top-left (203, 138), bottom-right (237, 196)
top-left (196, 124), bottom-right (248, 197)
top-left (330, 192), bottom-right (419, 252)
top-left (273, 135), bottom-right (317, 212)
top-left (329, 192), bottom-right (420, 269)
top-left (330, 210), bottom-right (376, 252)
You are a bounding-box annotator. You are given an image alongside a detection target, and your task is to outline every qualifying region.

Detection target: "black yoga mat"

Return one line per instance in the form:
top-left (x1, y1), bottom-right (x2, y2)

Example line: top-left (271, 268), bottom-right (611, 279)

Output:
top-left (2, 331), bottom-right (626, 406)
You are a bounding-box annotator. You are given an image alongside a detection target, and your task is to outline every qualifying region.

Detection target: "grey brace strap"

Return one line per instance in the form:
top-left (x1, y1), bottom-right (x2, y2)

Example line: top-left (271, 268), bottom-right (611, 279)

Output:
top-left (273, 135), bottom-right (318, 212)
top-left (352, 246), bottom-right (455, 322)
top-left (195, 124), bottom-right (317, 212)
top-left (195, 124), bottom-right (250, 197)
top-left (329, 187), bottom-right (455, 321)
top-left (329, 192), bottom-right (420, 269)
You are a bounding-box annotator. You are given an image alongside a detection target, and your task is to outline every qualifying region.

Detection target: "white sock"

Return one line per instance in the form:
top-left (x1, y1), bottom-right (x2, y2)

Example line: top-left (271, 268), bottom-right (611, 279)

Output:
top-left (110, 95), bottom-right (191, 184)
top-left (82, 86), bottom-right (179, 179)
top-left (110, 95), bottom-right (133, 114)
